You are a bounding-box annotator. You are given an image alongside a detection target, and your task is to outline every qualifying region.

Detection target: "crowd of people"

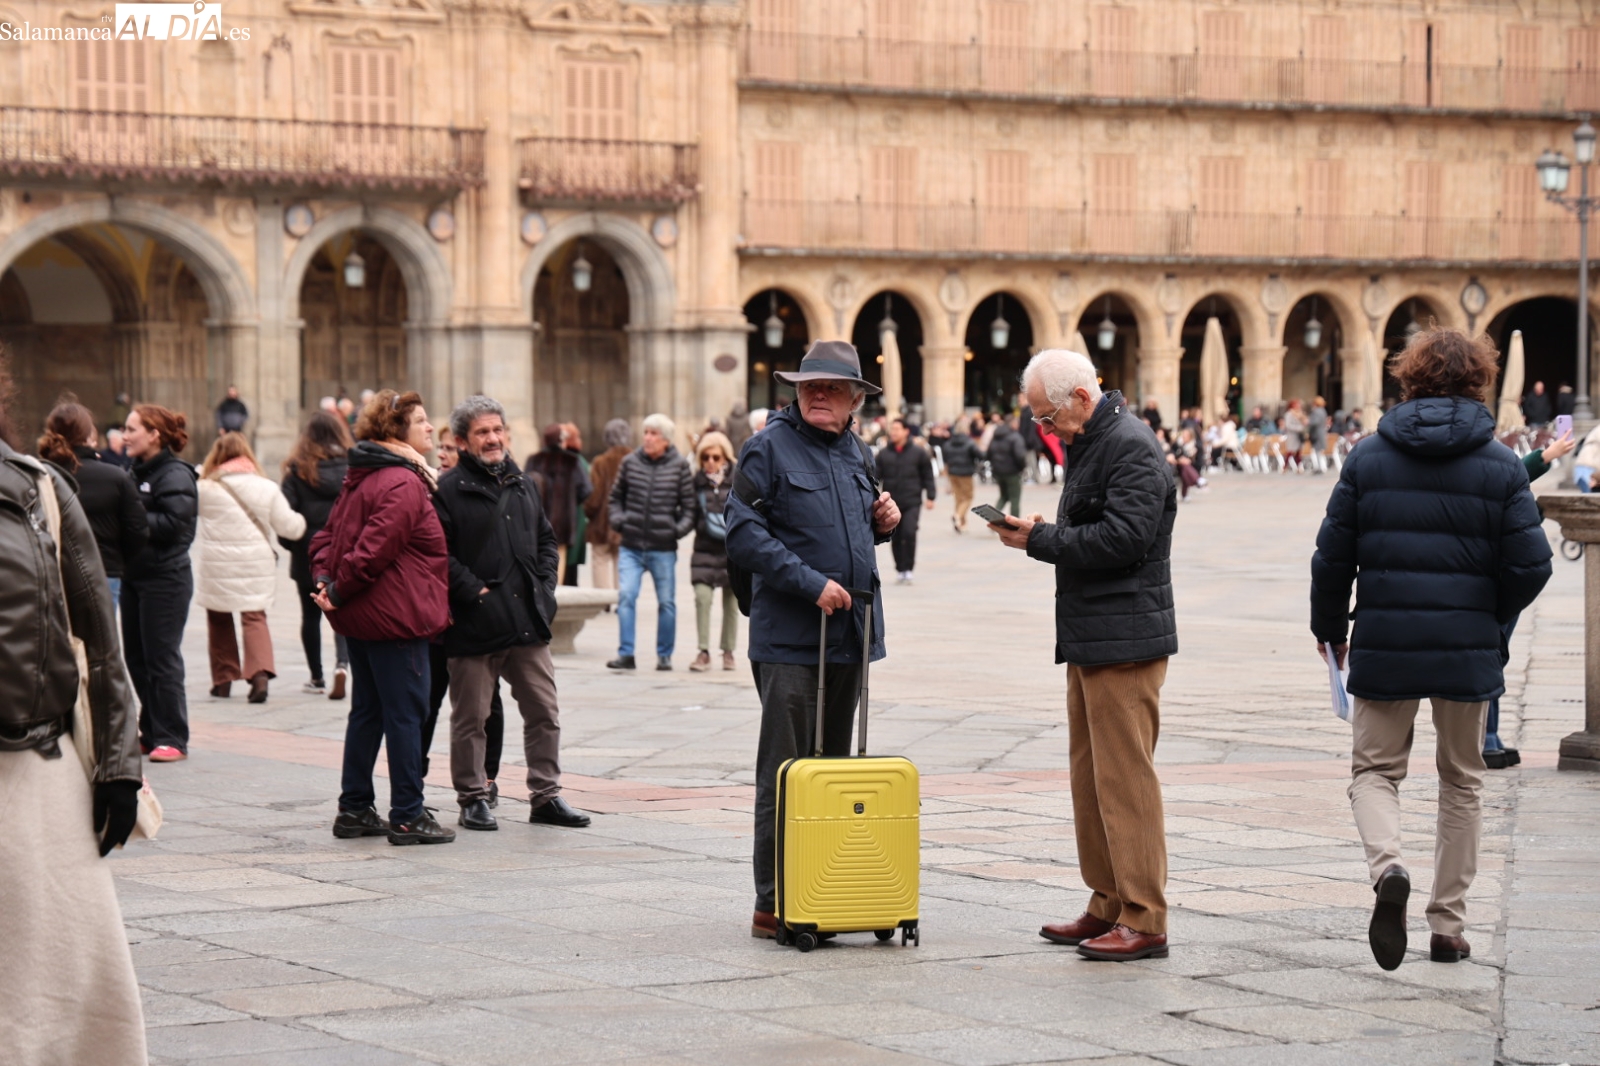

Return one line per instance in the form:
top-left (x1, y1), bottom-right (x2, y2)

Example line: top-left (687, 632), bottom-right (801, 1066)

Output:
top-left (0, 320), bottom-right (1575, 1058)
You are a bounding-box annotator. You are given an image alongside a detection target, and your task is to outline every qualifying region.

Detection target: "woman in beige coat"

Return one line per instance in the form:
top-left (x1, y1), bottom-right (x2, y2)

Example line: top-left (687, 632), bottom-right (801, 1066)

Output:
top-left (195, 433), bottom-right (305, 703)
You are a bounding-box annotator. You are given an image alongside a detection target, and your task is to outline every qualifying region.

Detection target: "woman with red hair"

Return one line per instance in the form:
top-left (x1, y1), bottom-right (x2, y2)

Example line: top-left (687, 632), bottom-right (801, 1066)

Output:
top-left (120, 403), bottom-right (198, 763)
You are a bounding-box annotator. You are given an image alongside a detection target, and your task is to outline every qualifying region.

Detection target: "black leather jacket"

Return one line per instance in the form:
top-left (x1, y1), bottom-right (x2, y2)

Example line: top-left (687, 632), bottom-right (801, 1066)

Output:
top-left (0, 443), bottom-right (141, 784)
top-left (124, 448), bottom-right (198, 580)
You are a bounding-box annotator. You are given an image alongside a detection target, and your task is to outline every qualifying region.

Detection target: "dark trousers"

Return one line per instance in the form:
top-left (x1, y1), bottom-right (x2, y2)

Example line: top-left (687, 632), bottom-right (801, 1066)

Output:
top-left (122, 568), bottom-right (193, 753)
top-left (751, 659), bottom-right (861, 913)
top-left (1486, 614), bottom-right (1519, 752)
top-left (423, 643), bottom-right (502, 781)
top-left (293, 570), bottom-right (348, 683)
top-left (339, 636), bottom-right (429, 824)
top-left (996, 474), bottom-right (1024, 517)
top-left (890, 503), bottom-right (921, 573)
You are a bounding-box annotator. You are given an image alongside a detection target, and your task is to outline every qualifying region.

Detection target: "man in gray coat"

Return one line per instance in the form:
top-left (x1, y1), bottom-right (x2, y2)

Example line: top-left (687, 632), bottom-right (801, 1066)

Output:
top-left (989, 349), bottom-right (1178, 962)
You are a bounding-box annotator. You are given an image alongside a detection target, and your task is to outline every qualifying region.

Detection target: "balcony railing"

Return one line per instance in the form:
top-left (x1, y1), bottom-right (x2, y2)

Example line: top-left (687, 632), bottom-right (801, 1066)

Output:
top-left (0, 107), bottom-right (486, 191)
top-left (742, 201), bottom-right (1594, 264)
top-left (517, 137), bottom-right (699, 205)
top-left (742, 32), bottom-right (1591, 114)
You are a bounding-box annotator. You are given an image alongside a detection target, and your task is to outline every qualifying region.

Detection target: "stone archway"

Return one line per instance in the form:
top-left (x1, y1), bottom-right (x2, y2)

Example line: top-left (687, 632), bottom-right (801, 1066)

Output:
top-left (744, 288), bottom-right (810, 413)
top-left (1076, 291), bottom-right (1146, 401)
top-left (0, 201), bottom-right (255, 457)
top-left (962, 290), bottom-right (1035, 414)
top-left (1282, 292), bottom-right (1348, 412)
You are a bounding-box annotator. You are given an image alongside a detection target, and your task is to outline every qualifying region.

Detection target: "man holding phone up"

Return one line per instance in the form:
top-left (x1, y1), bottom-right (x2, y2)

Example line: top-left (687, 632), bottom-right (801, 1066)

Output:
top-left (987, 349), bottom-right (1178, 961)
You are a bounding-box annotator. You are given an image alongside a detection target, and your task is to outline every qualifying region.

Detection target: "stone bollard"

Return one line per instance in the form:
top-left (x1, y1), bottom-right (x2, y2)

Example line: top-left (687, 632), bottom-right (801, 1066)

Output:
top-left (1537, 494), bottom-right (1600, 771)
top-left (550, 587), bottom-right (619, 655)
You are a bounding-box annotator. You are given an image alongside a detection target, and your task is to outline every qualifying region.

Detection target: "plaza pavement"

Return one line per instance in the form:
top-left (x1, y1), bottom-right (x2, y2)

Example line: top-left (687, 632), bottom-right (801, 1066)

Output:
top-left (111, 469), bottom-right (1600, 1066)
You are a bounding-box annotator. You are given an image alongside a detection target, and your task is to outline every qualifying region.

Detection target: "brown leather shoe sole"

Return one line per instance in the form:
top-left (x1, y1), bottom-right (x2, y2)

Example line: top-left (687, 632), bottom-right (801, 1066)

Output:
top-left (1075, 939), bottom-right (1168, 961)
top-left (1040, 924), bottom-right (1111, 946)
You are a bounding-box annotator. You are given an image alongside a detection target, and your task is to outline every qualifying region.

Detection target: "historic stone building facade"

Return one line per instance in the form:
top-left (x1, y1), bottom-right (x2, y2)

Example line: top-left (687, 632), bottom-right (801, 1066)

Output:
top-left (0, 0), bottom-right (1595, 463)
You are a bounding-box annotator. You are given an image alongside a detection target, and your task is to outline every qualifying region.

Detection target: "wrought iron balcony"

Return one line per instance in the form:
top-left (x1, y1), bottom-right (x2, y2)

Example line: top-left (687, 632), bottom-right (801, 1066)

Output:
top-left (741, 200), bottom-right (1591, 265)
top-left (742, 32), bottom-right (1589, 115)
top-left (0, 107), bottom-right (486, 192)
top-left (516, 137), bottom-right (699, 206)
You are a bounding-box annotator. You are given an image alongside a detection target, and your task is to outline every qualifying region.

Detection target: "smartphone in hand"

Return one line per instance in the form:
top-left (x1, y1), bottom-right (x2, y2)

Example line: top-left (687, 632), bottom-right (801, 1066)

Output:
top-left (1556, 414), bottom-right (1573, 439)
top-left (971, 503), bottom-right (1018, 528)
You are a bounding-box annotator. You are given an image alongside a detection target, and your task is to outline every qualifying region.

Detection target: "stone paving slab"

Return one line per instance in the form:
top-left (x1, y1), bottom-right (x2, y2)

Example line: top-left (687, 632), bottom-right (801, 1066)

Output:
top-left (105, 474), bottom-right (1600, 1065)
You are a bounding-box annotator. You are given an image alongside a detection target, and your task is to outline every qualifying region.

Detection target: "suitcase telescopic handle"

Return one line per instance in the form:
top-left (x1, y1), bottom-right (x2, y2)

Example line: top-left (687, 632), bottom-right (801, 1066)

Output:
top-left (814, 588), bottom-right (877, 758)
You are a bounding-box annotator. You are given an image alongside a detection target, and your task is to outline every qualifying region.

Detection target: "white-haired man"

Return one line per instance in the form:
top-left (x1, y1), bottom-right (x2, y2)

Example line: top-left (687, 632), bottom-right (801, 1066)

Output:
top-left (606, 413), bottom-right (696, 671)
top-left (725, 340), bottom-right (902, 938)
top-left (987, 349), bottom-right (1178, 961)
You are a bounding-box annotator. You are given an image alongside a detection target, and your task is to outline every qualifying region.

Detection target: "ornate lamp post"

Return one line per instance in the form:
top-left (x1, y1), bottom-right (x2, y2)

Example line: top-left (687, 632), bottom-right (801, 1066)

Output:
top-left (1537, 120), bottom-right (1598, 420)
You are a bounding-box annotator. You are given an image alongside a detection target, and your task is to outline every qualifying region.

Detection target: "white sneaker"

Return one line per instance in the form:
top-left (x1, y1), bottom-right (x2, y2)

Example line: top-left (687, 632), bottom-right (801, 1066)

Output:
top-left (903, 572), bottom-right (914, 585)
top-left (302, 679), bottom-right (326, 695)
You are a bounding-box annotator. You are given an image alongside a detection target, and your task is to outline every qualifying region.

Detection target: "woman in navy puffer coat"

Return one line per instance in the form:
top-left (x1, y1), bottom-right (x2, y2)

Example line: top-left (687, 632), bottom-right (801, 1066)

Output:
top-left (1310, 328), bottom-right (1551, 972)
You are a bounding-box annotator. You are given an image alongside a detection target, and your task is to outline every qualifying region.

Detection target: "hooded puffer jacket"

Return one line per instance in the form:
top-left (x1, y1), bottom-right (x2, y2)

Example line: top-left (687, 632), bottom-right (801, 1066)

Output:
top-left (309, 442), bottom-right (449, 643)
top-left (194, 470), bottom-right (306, 613)
top-left (608, 444), bottom-right (695, 552)
top-left (1311, 396), bottom-right (1553, 703)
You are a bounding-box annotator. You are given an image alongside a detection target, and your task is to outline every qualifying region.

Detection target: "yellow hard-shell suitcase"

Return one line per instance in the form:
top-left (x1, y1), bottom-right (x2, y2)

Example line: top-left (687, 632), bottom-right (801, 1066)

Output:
top-left (775, 592), bottom-right (920, 952)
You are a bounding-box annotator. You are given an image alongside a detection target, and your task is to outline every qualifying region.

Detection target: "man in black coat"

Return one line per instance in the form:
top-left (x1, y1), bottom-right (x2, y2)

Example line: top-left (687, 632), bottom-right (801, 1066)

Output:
top-left (988, 349), bottom-right (1177, 963)
top-left (434, 396), bottom-right (589, 832)
top-left (1311, 330), bottom-right (1551, 971)
top-left (987, 418), bottom-right (1029, 516)
top-left (875, 418), bottom-right (936, 583)
top-left (941, 423), bottom-right (981, 532)
top-left (1521, 380), bottom-right (1553, 427)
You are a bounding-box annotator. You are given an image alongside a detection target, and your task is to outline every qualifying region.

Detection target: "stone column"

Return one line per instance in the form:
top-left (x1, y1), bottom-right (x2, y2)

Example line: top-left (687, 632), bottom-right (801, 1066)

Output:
top-left (1338, 345), bottom-right (1366, 418)
top-left (1136, 346), bottom-right (1181, 426)
top-left (253, 199), bottom-right (296, 472)
top-left (1535, 495), bottom-right (1600, 771)
top-left (1240, 345), bottom-right (1287, 416)
top-left (921, 344), bottom-right (967, 425)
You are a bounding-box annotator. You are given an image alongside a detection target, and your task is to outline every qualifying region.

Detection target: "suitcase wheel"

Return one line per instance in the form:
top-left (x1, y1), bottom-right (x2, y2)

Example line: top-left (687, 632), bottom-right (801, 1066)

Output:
top-left (874, 929), bottom-right (895, 942)
top-left (901, 926), bottom-right (920, 947)
top-left (794, 931), bottom-right (819, 953)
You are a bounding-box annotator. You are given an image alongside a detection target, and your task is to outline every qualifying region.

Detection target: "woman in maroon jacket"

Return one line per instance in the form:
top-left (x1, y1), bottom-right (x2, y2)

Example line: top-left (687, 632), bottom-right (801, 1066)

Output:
top-left (310, 390), bottom-right (453, 846)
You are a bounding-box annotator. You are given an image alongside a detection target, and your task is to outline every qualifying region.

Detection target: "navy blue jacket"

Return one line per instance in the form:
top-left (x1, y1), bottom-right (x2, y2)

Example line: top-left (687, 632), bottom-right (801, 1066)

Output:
top-left (1310, 397), bottom-right (1552, 703)
top-left (725, 405), bottom-right (890, 666)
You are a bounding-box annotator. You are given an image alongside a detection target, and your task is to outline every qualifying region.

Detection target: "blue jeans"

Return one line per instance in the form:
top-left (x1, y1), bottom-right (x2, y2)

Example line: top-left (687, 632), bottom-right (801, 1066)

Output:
top-left (618, 547), bottom-right (677, 658)
top-left (107, 576), bottom-right (121, 606)
top-left (339, 636), bottom-right (429, 824)
top-left (1486, 614), bottom-right (1519, 752)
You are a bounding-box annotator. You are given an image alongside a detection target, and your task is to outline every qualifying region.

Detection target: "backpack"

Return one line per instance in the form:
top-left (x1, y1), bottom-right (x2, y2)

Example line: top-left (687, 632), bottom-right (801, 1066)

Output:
top-left (728, 427), bottom-right (881, 617)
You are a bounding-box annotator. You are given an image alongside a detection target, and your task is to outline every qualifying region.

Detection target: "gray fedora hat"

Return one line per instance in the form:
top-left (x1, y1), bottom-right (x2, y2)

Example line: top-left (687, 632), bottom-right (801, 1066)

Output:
top-left (773, 340), bottom-right (883, 394)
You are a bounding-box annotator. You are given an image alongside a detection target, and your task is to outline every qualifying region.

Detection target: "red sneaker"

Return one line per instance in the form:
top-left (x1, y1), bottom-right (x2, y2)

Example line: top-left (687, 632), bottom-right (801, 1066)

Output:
top-left (148, 746), bottom-right (186, 763)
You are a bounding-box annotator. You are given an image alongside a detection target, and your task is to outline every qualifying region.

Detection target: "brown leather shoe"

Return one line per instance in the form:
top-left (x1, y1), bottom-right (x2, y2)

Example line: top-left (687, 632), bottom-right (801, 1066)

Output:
top-left (247, 671), bottom-right (270, 704)
top-left (1430, 932), bottom-right (1471, 963)
top-left (1076, 924), bottom-right (1169, 961)
top-left (751, 910), bottom-right (777, 939)
top-left (690, 651), bottom-right (712, 672)
top-left (1040, 912), bottom-right (1115, 946)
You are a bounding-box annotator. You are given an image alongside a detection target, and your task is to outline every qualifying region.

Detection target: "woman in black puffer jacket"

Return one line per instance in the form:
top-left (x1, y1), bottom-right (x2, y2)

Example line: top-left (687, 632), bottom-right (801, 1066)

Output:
top-left (282, 412), bottom-right (352, 699)
top-left (36, 402), bottom-right (148, 604)
top-left (688, 432), bottom-right (737, 672)
top-left (120, 404), bottom-right (198, 762)
top-left (1310, 328), bottom-right (1552, 970)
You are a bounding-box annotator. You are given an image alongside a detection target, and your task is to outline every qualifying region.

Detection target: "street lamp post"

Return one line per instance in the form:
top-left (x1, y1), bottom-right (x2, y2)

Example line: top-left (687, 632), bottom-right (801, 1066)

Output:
top-left (1537, 120), bottom-right (1598, 420)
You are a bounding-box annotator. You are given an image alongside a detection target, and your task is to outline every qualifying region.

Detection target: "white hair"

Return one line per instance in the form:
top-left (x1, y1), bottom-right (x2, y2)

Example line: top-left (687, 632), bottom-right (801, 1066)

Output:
top-left (749, 408), bottom-right (770, 432)
top-left (642, 412), bottom-right (676, 439)
top-left (1022, 349), bottom-right (1103, 408)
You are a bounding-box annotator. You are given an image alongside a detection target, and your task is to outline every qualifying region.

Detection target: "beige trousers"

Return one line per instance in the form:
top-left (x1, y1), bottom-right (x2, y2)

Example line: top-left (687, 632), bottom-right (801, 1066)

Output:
top-left (949, 475), bottom-right (975, 528)
top-left (1349, 696), bottom-right (1488, 936)
top-left (449, 643), bottom-right (563, 806)
top-left (590, 543), bottom-right (619, 590)
top-left (1067, 657), bottom-right (1169, 935)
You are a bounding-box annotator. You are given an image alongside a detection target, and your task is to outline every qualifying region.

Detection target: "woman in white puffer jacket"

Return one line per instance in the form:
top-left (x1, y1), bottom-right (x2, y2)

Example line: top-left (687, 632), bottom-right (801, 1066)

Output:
top-left (195, 432), bottom-right (305, 704)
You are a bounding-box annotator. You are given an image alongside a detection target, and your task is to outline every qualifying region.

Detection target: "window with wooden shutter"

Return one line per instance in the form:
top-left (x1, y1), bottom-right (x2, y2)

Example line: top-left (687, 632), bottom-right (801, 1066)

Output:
top-left (1197, 156), bottom-right (1242, 254)
top-left (1307, 16), bottom-right (1345, 104)
top-left (748, 0), bottom-right (799, 81)
top-left (984, 1), bottom-right (1028, 93)
top-left (561, 59), bottom-right (633, 194)
top-left (1092, 6), bottom-right (1135, 97)
top-left (1403, 21), bottom-right (1440, 107)
top-left (1305, 158), bottom-right (1344, 256)
top-left (1200, 10), bottom-right (1245, 101)
top-left (867, 146), bottom-right (918, 250)
top-left (1569, 26), bottom-right (1600, 110)
top-left (983, 151), bottom-right (1028, 252)
top-left (1502, 164), bottom-right (1538, 260)
top-left (1505, 25), bottom-right (1541, 111)
top-left (330, 46), bottom-right (401, 168)
top-left (1092, 153), bottom-right (1137, 253)
top-left (750, 141), bottom-right (802, 246)
top-left (71, 40), bottom-right (149, 159)
top-left (1404, 160), bottom-right (1442, 257)
top-left (869, 0), bottom-right (918, 88)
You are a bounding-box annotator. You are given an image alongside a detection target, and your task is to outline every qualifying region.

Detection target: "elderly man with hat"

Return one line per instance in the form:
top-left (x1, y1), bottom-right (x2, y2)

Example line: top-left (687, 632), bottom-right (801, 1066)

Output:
top-left (725, 341), bottom-right (903, 939)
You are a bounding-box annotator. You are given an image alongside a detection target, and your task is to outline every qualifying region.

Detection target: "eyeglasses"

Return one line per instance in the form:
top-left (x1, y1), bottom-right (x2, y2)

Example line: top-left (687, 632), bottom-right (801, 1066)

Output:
top-left (702, 453), bottom-right (726, 465)
top-left (1032, 404), bottom-right (1065, 430)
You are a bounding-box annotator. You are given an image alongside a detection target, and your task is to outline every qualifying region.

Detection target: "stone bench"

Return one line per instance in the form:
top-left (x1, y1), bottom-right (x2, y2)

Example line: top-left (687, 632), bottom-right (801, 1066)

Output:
top-left (551, 587), bottom-right (618, 655)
